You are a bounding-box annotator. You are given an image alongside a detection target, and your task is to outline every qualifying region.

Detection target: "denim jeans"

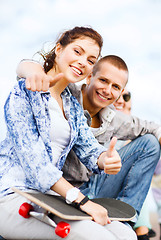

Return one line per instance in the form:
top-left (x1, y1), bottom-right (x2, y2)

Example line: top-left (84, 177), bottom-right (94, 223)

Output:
top-left (79, 134), bottom-right (160, 216)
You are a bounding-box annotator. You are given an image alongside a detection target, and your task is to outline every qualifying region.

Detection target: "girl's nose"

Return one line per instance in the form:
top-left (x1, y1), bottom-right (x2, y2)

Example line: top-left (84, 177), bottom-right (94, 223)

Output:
top-left (78, 56), bottom-right (86, 67)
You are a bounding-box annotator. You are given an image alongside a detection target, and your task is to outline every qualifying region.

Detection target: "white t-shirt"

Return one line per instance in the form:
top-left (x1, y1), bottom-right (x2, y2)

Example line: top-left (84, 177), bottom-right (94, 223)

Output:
top-left (48, 96), bottom-right (71, 166)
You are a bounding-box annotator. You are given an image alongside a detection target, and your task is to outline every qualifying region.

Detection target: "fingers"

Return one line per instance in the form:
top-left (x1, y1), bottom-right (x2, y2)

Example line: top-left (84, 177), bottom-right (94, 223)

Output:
top-left (107, 137), bottom-right (117, 157)
top-left (81, 201), bottom-right (111, 226)
top-left (25, 74), bottom-right (49, 92)
top-left (25, 73), bottom-right (64, 92)
top-left (104, 154), bottom-right (122, 174)
top-left (104, 137), bottom-right (122, 174)
top-left (104, 164), bottom-right (122, 174)
top-left (26, 77), bottom-right (32, 90)
top-left (50, 73), bottom-right (64, 87)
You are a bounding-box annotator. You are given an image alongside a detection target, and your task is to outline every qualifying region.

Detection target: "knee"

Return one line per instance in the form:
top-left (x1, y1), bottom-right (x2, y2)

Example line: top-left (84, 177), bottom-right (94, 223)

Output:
top-left (142, 134), bottom-right (160, 157)
top-left (69, 220), bottom-right (117, 240)
top-left (107, 221), bottom-right (137, 240)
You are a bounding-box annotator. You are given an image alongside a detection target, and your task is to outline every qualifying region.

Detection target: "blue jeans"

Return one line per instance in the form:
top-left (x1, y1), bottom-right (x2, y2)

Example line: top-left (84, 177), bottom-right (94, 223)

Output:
top-left (79, 134), bottom-right (160, 216)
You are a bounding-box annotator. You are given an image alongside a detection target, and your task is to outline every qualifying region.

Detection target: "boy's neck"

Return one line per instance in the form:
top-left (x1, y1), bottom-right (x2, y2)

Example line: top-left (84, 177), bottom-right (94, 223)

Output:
top-left (82, 85), bottom-right (101, 128)
top-left (90, 114), bottom-right (101, 128)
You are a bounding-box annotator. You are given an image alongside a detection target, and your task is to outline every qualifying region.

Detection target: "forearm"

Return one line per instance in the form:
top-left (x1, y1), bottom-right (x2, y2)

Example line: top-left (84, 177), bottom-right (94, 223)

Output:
top-left (16, 60), bottom-right (44, 79)
top-left (16, 59), bottom-right (60, 92)
top-left (51, 177), bottom-right (110, 225)
top-left (51, 177), bottom-right (85, 202)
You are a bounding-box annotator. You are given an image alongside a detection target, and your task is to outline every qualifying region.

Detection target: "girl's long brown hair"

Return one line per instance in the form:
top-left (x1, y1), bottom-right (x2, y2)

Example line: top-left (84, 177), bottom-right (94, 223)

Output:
top-left (39, 26), bottom-right (103, 73)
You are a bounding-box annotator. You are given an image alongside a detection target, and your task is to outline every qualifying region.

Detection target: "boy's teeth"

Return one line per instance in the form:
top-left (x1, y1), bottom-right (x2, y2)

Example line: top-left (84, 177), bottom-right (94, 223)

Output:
top-left (98, 93), bottom-right (107, 100)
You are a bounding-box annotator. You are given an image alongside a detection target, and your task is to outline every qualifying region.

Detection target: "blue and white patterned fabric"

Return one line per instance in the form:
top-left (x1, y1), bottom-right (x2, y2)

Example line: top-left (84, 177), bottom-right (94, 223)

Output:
top-left (0, 79), bottom-right (105, 197)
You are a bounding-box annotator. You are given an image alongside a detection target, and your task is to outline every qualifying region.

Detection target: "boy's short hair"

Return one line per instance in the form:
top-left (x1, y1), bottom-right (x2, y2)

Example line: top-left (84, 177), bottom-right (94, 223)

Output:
top-left (92, 55), bottom-right (128, 76)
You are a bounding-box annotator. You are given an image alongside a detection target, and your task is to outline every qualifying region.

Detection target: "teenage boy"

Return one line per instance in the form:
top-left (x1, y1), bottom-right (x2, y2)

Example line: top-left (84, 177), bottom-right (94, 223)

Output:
top-left (16, 55), bottom-right (161, 228)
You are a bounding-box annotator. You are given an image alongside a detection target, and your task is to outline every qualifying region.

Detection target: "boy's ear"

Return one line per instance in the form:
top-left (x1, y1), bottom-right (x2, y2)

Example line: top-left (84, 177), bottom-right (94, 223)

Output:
top-left (86, 73), bottom-right (92, 85)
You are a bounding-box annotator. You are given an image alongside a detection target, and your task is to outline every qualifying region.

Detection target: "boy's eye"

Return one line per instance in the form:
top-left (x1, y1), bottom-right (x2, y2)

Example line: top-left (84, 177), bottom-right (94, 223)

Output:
top-left (113, 85), bottom-right (121, 91)
top-left (99, 78), bottom-right (106, 83)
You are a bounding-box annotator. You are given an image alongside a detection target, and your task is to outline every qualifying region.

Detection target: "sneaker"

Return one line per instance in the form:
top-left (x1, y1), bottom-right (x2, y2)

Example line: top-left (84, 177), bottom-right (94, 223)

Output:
top-left (148, 228), bottom-right (156, 238)
top-left (137, 234), bottom-right (149, 240)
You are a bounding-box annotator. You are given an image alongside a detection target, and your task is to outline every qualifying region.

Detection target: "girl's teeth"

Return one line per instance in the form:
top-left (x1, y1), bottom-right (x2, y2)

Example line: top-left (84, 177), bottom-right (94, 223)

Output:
top-left (72, 67), bottom-right (81, 75)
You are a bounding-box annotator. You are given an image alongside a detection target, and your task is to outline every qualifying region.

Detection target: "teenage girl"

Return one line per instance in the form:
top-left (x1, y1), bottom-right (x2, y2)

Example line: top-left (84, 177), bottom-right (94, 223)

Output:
top-left (0, 26), bottom-right (130, 240)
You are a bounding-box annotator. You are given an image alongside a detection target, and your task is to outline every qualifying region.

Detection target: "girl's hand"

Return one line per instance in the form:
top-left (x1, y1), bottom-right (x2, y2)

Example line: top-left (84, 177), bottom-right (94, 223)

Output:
top-left (51, 178), bottom-right (110, 226)
top-left (80, 200), bottom-right (111, 225)
top-left (26, 72), bottom-right (64, 92)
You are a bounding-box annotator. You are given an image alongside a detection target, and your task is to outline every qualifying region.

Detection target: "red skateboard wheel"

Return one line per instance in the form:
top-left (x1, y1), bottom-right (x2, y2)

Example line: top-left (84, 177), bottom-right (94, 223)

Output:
top-left (19, 202), bottom-right (34, 218)
top-left (55, 221), bottom-right (71, 238)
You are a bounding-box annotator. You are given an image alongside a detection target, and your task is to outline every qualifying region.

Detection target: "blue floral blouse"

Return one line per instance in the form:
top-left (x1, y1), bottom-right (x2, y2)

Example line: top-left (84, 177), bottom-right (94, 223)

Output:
top-left (0, 79), bottom-right (105, 197)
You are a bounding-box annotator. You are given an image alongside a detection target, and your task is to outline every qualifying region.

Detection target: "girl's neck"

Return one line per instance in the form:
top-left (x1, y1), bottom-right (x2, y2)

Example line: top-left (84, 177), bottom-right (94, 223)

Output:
top-left (47, 68), bottom-right (67, 113)
top-left (47, 68), bottom-right (68, 98)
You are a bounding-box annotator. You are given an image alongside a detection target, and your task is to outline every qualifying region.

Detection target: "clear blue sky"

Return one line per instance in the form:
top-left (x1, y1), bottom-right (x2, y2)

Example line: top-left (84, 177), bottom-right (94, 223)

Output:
top-left (0, 0), bottom-right (161, 140)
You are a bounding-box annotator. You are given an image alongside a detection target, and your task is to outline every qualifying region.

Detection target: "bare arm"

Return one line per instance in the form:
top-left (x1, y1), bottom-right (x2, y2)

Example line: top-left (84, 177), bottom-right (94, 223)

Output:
top-left (16, 60), bottom-right (63, 91)
top-left (51, 177), bottom-right (110, 225)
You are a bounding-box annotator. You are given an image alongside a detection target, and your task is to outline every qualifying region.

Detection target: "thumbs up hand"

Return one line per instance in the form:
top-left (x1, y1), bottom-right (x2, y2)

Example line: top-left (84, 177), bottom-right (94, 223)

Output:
top-left (26, 72), bottom-right (64, 92)
top-left (97, 137), bottom-right (122, 175)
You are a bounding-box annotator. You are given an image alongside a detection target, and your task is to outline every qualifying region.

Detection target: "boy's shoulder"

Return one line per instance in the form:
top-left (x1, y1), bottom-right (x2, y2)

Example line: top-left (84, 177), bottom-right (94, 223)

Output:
top-left (68, 83), bottom-right (82, 104)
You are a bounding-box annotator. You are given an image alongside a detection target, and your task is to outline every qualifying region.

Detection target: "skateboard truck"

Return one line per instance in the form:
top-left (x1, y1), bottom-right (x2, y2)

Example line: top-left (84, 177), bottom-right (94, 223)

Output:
top-left (19, 202), bottom-right (71, 238)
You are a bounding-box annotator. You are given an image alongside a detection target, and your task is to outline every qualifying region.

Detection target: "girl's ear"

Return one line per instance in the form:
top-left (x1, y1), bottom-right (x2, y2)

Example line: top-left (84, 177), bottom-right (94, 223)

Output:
top-left (55, 43), bottom-right (63, 56)
top-left (86, 73), bottom-right (92, 85)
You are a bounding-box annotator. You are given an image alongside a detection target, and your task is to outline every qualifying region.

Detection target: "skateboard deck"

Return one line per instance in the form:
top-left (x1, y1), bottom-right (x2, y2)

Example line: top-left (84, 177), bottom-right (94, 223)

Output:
top-left (12, 187), bottom-right (136, 221)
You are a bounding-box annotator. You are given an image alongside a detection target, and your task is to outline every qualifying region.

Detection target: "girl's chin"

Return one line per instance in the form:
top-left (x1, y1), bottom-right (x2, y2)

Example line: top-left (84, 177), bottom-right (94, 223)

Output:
top-left (69, 77), bottom-right (84, 83)
top-left (66, 73), bottom-right (84, 83)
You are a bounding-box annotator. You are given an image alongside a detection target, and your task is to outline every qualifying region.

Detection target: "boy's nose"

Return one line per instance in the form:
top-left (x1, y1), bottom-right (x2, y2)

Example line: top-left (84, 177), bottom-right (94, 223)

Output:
top-left (104, 84), bottom-right (112, 94)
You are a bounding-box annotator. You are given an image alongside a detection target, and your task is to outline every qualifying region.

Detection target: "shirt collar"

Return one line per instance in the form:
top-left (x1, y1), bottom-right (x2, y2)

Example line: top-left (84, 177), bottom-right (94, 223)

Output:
top-left (99, 104), bottom-right (116, 122)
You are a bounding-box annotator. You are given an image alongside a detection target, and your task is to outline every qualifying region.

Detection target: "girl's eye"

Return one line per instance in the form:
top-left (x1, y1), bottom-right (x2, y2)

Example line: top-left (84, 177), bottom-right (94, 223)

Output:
top-left (74, 49), bottom-right (80, 54)
top-left (88, 59), bottom-right (95, 65)
top-left (88, 60), bottom-right (95, 65)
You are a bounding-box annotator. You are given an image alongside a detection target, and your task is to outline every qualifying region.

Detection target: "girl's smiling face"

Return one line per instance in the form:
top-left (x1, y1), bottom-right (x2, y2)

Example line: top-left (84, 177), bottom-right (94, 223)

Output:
top-left (55, 37), bottom-right (100, 83)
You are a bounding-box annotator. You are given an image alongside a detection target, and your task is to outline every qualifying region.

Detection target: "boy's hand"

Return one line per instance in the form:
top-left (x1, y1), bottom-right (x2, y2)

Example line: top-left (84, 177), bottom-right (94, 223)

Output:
top-left (98, 137), bottom-right (122, 175)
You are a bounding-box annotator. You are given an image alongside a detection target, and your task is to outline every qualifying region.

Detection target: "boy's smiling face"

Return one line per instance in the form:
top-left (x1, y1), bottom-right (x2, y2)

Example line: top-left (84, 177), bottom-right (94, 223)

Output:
top-left (86, 61), bottom-right (128, 110)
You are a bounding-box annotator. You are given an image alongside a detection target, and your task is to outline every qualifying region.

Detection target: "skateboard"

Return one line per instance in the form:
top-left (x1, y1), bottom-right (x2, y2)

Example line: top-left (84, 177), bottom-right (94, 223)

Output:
top-left (12, 187), bottom-right (136, 238)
